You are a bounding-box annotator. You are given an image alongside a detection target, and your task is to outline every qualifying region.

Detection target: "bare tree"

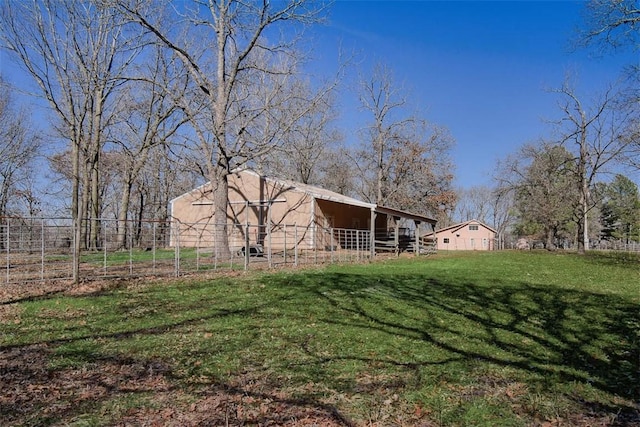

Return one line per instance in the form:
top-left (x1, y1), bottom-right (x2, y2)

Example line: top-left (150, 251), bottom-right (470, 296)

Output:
top-left (494, 143), bottom-right (578, 250)
top-left (0, 79), bottom-right (39, 222)
top-left (553, 79), bottom-right (634, 252)
top-left (578, 0), bottom-right (640, 173)
top-left (490, 186), bottom-right (515, 250)
top-left (523, 144), bottom-right (576, 249)
top-left (355, 63), bottom-right (456, 217)
top-left (580, 0), bottom-right (640, 55)
top-left (622, 119), bottom-right (640, 171)
top-left (317, 147), bottom-right (355, 196)
top-left (452, 183), bottom-right (519, 248)
top-left (120, 0), bottom-right (328, 255)
top-left (260, 79), bottom-right (342, 185)
top-left (109, 48), bottom-right (190, 249)
top-left (452, 186), bottom-right (494, 224)
top-left (138, 144), bottom-right (201, 245)
top-left (1, 0), bottom-right (144, 279)
top-left (356, 63), bottom-right (407, 205)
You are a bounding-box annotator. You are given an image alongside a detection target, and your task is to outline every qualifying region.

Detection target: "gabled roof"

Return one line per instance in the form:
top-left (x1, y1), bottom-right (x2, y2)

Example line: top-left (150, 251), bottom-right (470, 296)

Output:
top-left (171, 168), bottom-right (438, 225)
top-left (169, 180), bottom-right (210, 205)
top-left (435, 219), bottom-right (496, 234)
top-left (257, 170), bottom-right (437, 225)
top-left (260, 173), bottom-right (375, 210)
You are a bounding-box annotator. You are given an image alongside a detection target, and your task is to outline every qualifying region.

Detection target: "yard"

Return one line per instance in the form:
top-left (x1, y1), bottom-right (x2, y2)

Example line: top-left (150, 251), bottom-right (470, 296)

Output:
top-left (1, 251), bottom-right (638, 426)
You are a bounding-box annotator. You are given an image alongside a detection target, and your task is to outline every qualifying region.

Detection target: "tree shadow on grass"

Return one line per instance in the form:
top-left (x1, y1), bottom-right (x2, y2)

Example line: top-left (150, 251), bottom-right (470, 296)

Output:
top-left (583, 251), bottom-right (640, 269)
top-left (1, 267), bottom-right (638, 425)
top-left (0, 286), bottom-right (354, 426)
top-left (0, 344), bottom-right (174, 425)
top-left (0, 342), bottom-right (355, 427)
top-left (270, 271), bottom-right (639, 417)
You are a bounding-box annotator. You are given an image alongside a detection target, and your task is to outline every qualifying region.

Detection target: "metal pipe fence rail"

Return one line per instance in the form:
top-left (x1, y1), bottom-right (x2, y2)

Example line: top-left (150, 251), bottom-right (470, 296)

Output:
top-left (593, 240), bottom-right (640, 252)
top-left (2, 217), bottom-right (435, 285)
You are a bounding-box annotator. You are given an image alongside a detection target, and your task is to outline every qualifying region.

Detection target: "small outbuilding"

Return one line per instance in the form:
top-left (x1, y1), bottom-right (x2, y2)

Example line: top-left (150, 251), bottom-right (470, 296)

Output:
top-left (169, 168), bottom-right (437, 255)
top-left (434, 219), bottom-right (496, 251)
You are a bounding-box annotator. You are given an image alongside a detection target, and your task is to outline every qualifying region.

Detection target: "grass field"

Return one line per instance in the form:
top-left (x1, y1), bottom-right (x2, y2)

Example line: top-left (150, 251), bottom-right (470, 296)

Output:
top-left (1, 251), bottom-right (638, 426)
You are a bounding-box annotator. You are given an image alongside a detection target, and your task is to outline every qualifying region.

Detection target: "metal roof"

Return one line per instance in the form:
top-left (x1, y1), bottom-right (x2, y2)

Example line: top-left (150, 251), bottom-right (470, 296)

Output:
top-left (172, 168), bottom-right (438, 225)
top-left (263, 173), bottom-right (437, 224)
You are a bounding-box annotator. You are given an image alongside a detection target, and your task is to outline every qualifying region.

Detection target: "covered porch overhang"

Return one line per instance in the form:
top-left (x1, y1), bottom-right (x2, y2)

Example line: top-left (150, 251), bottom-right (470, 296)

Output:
top-left (308, 189), bottom-right (437, 255)
top-left (369, 205), bottom-right (438, 256)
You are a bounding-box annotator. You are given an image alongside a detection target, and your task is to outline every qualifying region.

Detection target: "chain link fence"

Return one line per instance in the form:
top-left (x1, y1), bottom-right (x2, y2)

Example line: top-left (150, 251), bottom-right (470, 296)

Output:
top-left (2, 216), bottom-right (435, 285)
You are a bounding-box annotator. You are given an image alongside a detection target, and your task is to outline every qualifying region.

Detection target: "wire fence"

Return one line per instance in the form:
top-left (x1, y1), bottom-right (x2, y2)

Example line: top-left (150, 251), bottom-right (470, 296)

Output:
top-left (1, 216), bottom-right (435, 285)
top-left (593, 240), bottom-right (640, 252)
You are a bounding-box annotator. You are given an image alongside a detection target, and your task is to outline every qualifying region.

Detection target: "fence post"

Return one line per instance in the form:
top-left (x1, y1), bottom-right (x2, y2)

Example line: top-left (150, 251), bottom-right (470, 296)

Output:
top-left (213, 221), bottom-right (219, 271)
top-left (267, 203), bottom-right (273, 269)
top-left (314, 228), bottom-right (318, 265)
top-left (72, 218), bottom-right (79, 283)
top-left (5, 220), bottom-right (9, 284)
top-left (330, 228), bottom-right (334, 263)
top-left (174, 222), bottom-right (180, 277)
top-left (230, 222), bottom-right (238, 270)
top-left (196, 226), bottom-right (201, 272)
top-left (129, 220), bottom-right (133, 275)
top-left (244, 223), bottom-right (250, 271)
top-left (40, 221), bottom-right (45, 281)
top-left (103, 221), bottom-right (108, 276)
top-left (294, 223), bottom-right (298, 267)
top-left (152, 221), bottom-right (156, 273)
top-left (370, 209), bottom-right (376, 260)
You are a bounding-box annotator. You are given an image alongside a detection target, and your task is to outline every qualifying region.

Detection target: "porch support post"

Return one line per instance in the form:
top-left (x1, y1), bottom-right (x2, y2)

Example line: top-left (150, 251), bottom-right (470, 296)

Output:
top-left (370, 208), bottom-right (376, 258)
top-left (267, 201), bottom-right (272, 268)
top-left (310, 197), bottom-right (316, 250)
top-left (415, 220), bottom-right (421, 256)
top-left (394, 216), bottom-right (400, 256)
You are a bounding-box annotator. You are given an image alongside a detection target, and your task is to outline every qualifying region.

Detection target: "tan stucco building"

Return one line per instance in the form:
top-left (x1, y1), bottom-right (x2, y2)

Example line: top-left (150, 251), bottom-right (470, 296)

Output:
top-left (169, 169), bottom-right (437, 254)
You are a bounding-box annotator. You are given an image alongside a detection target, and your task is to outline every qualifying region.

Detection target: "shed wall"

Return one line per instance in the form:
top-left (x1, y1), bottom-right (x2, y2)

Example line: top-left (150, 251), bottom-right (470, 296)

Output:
top-left (436, 222), bottom-right (495, 251)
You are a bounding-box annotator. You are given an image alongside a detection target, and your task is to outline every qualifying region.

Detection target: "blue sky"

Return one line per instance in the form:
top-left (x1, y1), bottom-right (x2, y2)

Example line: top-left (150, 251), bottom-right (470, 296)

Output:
top-left (308, 0), bottom-right (637, 188)
top-left (1, 1), bottom-right (635, 191)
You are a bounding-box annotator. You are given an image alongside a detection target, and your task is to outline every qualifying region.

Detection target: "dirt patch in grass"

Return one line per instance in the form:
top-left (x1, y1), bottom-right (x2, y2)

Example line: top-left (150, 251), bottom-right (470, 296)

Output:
top-left (116, 389), bottom-right (352, 426)
top-left (0, 343), bottom-right (172, 425)
top-left (3, 342), bottom-right (635, 426)
top-left (0, 343), bottom-right (356, 426)
top-left (0, 268), bottom-right (259, 305)
top-left (0, 302), bottom-right (22, 324)
top-left (0, 280), bottom-right (70, 304)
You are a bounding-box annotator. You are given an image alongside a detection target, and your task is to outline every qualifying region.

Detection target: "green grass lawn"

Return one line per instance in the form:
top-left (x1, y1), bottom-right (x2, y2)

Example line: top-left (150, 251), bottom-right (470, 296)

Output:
top-left (1, 251), bottom-right (638, 426)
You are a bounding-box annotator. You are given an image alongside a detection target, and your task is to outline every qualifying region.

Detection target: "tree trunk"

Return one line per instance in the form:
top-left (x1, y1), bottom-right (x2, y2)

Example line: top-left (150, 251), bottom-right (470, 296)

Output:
top-left (0, 182), bottom-right (7, 251)
top-left (545, 227), bottom-right (555, 250)
top-left (581, 194), bottom-right (589, 253)
top-left (211, 164), bottom-right (230, 258)
top-left (582, 178), bottom-right (590, 252)
top-left (135, 191), bottom-right (145, 247)
top-left (80, 156), bottom-right (91, 250)
top-left (116, 180), bottom-right (133, 249)
top-left (88, 86), bottom-right (104, 251)
top-left (376, 133), bottom-right (384, 204)
top-left (72, 137), bottom-right (82, 281)
top-left (211, 6), bottom-right (231, 258)
top-left (89, 155), bottom-right (100, 250)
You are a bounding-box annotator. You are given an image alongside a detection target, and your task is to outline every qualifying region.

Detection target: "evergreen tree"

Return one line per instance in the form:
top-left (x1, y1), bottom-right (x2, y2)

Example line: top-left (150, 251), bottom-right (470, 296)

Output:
top-left (599, 174), bottom-right (640, 243)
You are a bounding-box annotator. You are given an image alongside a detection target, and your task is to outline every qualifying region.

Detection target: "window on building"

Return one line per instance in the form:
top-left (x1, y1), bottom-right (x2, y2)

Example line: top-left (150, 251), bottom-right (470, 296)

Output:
top-left (469, 225), bottom-right (479, 231)
top-left (443, 238), bottom-right (450, 243)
